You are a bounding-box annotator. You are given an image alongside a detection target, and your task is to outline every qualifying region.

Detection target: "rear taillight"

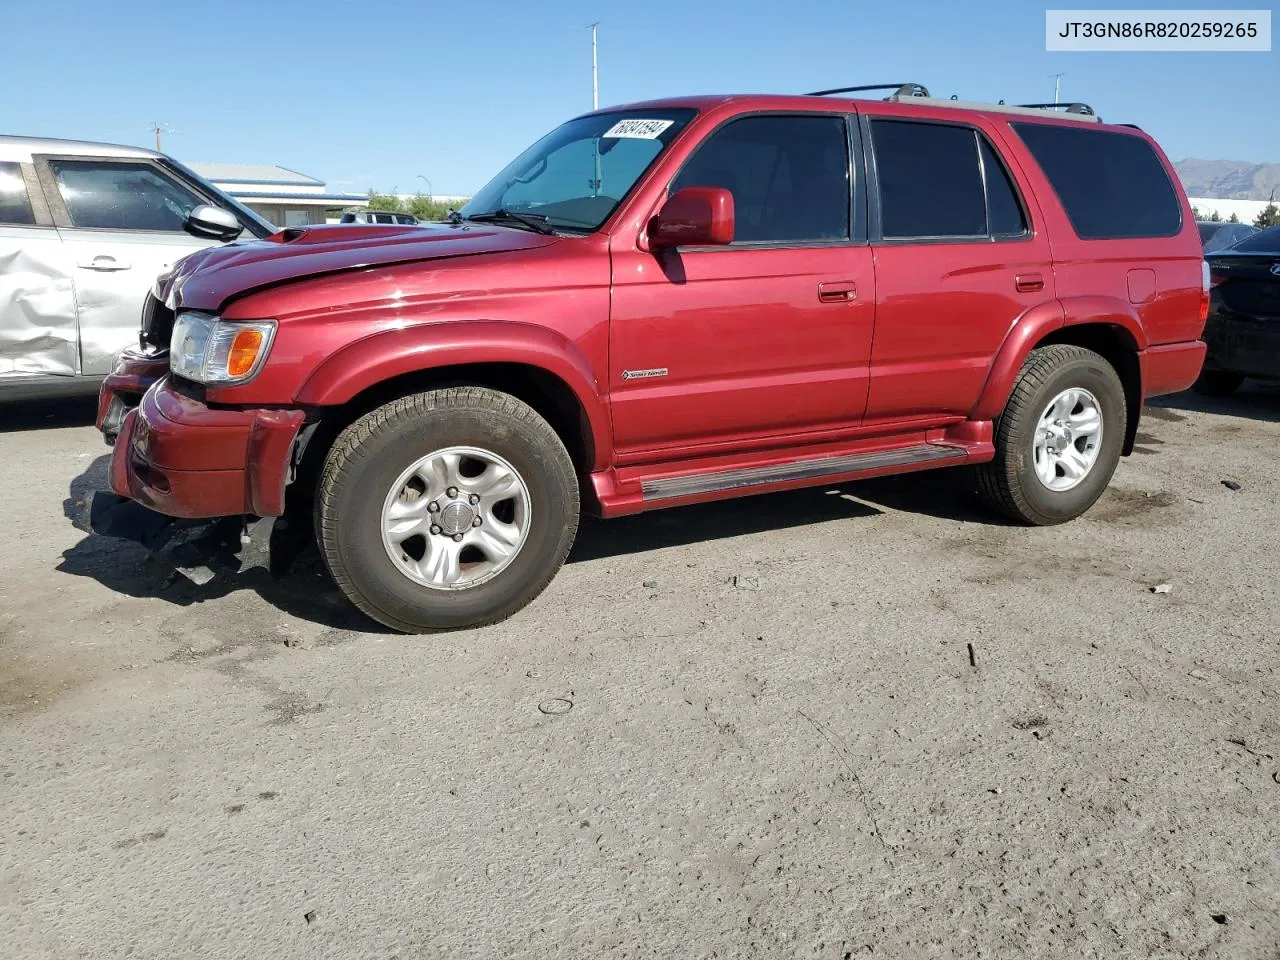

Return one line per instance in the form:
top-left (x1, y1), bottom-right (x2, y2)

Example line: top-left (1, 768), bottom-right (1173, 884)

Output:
top-left (1200, 260), bottom-right (1211, 323)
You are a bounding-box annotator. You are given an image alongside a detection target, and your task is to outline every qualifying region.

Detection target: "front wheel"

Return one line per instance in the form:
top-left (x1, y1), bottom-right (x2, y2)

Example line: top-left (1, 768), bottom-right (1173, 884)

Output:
top-left (315, 387), bottom-right (580, 633)
top-left (976, 344), bottom-right (1126, 526)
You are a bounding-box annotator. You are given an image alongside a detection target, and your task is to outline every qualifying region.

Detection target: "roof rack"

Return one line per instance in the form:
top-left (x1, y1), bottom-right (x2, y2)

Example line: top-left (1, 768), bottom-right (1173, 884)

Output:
top-left (802, 84), bottom-right (1103, 122)
top-left (1015, 102), bottom-right (1096, 116)
top-left (807, 83), bottom-right (930, 98)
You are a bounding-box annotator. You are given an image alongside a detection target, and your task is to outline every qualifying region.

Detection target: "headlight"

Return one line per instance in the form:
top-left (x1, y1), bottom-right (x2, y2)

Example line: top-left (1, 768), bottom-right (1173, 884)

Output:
top-left (170, 312), bottom-right (276, 385)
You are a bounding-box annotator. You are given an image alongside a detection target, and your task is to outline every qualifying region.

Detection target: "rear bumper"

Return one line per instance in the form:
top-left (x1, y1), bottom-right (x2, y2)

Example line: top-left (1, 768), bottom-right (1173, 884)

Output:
top-left (1203, 312), bottom-right (1280, 377)
top-left (1140, 340), bottom-right (1206, 398)
top-left (107, 378), bottom-right (305, 519)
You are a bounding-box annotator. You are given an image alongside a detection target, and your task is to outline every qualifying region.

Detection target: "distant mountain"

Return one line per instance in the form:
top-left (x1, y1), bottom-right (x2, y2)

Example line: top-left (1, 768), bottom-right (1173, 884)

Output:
top-left (1174, 159), bottom-right (1280, 200)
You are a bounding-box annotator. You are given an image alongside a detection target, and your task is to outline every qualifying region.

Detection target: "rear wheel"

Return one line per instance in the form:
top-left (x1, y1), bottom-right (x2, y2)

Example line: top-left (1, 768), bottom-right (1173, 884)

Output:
top-left (976, 344), bottom-right (1126, 526)
top-left (316, 387), bottom-right (579, 633)
top-left (1192, 369), bottom-right (1244, 397)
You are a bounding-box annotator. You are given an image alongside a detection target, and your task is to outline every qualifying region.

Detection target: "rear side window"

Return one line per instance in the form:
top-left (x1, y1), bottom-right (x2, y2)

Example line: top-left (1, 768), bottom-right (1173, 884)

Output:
top-left (1011, 123), bottom-right (1181, 240)
top-left (872, 121), bottom-right (984, 238)
top-left (870, 120), bottom-right (1028, 240)
top-left (0, 162), bottom-right (36, 225)
top-left (672, 114), bottom-right (850, 244)
top-left (48, 159), bottom-right (204, 231)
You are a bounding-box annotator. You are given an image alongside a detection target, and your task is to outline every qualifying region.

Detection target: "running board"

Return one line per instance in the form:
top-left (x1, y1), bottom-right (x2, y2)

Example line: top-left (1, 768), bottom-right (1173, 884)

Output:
top-left (640, 443), bottom-right (966, 502)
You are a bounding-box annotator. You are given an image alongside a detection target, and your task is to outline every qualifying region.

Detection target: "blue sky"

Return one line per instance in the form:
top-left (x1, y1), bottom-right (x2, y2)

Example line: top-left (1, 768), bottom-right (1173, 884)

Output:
top-left (4, 0), bottom-right (1276, 195)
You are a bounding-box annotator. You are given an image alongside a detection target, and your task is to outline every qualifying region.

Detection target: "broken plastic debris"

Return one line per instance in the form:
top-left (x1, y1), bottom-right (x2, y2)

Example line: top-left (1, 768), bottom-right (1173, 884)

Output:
top-left (1222, 479), bottom-right (1242, 491)
top-left (175, 565), bottom-right (216, 586)
top-left (1150, 583), bottom-right (1173, 594)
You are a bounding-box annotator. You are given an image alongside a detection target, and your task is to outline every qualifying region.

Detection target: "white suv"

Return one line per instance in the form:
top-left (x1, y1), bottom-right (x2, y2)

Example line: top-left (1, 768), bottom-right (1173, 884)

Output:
top-left (0, 135), bottom-right (274, 401)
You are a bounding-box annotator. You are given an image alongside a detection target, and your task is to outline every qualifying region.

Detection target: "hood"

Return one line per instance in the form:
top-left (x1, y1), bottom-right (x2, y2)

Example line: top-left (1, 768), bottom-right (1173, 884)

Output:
top-left (161, 222), bottom-right (560, 313)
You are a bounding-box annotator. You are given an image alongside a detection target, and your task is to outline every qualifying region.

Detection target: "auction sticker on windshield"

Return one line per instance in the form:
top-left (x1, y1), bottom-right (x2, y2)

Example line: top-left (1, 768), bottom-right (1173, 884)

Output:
top-left (602, 119), bottom-right (675, 139)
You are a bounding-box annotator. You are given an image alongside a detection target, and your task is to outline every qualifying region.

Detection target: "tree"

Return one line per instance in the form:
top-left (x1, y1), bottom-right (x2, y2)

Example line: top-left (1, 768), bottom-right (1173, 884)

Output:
top-left (407, 193), bottom-right (460, 221)
top-left (1228, 212), bottom-right (1240, 223)
top-left (1208, 209), bottom-right (1222, 222)
top-left (367, 189), bottom-right (405, 212)
top-left (1255, 192), bottom-right (1280, 229)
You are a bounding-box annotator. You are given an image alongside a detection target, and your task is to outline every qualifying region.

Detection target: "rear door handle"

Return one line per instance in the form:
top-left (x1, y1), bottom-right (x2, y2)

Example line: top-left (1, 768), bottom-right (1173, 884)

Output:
top-left (79, 255), bottom-right (131, 271)
top-left (1015, 272), bottom-right (1044, 293)
top-left (818, 281), bottom-right (857, 303)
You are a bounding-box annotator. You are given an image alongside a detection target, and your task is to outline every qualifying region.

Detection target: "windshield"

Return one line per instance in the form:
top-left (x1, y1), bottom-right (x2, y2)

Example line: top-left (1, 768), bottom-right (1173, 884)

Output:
top-left (461, 108), bottom-right (697, 233)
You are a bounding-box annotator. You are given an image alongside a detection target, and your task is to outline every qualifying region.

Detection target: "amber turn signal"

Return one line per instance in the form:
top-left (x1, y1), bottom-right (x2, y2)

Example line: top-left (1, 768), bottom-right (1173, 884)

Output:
top-left (227, 329), bottom-right (265, 378)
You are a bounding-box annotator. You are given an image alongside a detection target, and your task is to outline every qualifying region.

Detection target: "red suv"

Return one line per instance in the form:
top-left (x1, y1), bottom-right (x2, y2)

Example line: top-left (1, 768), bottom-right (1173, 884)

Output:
top-left (93, 84), bottom-right (1208, 632)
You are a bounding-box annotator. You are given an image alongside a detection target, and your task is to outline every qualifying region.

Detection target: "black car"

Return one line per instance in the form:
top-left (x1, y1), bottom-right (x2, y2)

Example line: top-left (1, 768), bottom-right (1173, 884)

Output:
top-left (1196, 225), bottom-right (1280, 395)
top-left (1196, 220), bottom-right (1260, 252)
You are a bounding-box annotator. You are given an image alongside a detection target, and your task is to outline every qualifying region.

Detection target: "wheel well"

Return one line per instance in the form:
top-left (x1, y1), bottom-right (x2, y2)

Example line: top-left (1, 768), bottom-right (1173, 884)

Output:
top-left (1035, 323), bottom-right (1142, 456)
top-left (290, 363), bottom-right (595, 510)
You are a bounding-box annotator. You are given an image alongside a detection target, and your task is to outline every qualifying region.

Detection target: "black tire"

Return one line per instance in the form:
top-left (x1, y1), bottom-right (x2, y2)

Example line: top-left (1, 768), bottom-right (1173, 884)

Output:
top-left (976, 344), bottom-right (1126, 526)
top-left (1192, 369), bottom-right (1244, 397)
top-left (315, 387), bottom-right (579, 633)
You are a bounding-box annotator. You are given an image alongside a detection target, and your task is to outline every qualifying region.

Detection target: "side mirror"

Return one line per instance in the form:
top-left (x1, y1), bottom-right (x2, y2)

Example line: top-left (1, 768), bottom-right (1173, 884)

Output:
top-left (185, 204), bottom-right (244, 242)
top-left (648, 187), bottom-right (734, 249)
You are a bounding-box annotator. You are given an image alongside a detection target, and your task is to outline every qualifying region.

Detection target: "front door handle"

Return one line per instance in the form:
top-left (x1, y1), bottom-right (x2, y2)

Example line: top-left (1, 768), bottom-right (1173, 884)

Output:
top-left (1015, 272), bottom-right (1044, 293)
top-left (78, 255), bottom-right (132, 271)
top-left (818, 281), bottom-right (857, 303)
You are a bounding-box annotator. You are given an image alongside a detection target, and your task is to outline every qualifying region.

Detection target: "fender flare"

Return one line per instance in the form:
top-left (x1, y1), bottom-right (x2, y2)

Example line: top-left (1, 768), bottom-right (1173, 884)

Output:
top-left (970, 296), bottom-right (1147, 422)
top-left (294, 319), bottom-right (612, 470)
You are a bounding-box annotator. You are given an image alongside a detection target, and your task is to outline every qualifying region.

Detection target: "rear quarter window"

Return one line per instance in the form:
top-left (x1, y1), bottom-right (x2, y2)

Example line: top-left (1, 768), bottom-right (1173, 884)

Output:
top-left (1011, 122), bottom-right (1182, 240)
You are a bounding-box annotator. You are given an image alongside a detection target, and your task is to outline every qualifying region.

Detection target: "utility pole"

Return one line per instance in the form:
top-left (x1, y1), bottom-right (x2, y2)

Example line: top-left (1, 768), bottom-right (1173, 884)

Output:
top-left (150, 121), bottom-right (176, 152)
top-left (1050, 72), bottom-right (1066, 105)
top-left (589, 22), bottom-right (599, 110)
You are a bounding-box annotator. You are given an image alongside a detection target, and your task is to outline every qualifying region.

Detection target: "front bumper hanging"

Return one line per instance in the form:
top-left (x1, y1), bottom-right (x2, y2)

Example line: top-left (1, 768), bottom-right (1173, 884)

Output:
top-left (81, 492), bottom-right (277, 585)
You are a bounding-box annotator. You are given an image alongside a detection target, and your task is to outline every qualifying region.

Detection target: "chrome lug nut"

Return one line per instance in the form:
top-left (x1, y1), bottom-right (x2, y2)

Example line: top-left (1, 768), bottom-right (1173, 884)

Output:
top-left (447, 486), bottom-right (459, 498)
top-left (430, 524), bottom-right (442, 535)
top-left (468, 493), bottom-right (480, 505)
top-left (452, 533), bottom-right (464, 542)
top-left (472, 517), bottom-right (483, 527)
top-left (427, 501), bottom-right (440, 513)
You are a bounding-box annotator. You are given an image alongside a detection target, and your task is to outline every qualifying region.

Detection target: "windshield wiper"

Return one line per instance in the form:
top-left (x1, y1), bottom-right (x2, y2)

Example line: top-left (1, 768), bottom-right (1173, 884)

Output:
top-left (464, 209), bottom-right (557, 235)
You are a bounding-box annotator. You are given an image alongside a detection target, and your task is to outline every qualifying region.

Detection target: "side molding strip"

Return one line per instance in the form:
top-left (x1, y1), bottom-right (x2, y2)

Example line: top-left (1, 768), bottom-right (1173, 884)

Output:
top-left (641, 443), bottom-right (966, 501)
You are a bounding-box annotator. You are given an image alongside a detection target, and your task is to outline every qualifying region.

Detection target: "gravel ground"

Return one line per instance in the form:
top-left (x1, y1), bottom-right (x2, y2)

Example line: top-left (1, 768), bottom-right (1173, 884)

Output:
top-left (1, 386), bottom-right (1278, 959)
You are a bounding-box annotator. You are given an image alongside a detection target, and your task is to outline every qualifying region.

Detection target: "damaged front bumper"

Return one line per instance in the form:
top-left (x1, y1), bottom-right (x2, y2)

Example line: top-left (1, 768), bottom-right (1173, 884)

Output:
top-left (89, 358), bottom-right (311, 583)
top-left (96, 346), bottom-right (170, 445)
top-left (107, 377), bottom-right (305, 519)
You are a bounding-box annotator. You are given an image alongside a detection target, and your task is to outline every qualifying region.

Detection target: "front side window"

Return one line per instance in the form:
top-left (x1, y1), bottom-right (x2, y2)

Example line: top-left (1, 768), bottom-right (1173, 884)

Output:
top-left (671, 115), bottom-right (850, 244)
top-left (48, 159), bottom-right (204, 231)
top-left (462, 108), bottom-right (696, 232)
top-left (0, 162), bottom-right (36, 226)
top-left (1011, 122), bottom-right (1181, 240)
